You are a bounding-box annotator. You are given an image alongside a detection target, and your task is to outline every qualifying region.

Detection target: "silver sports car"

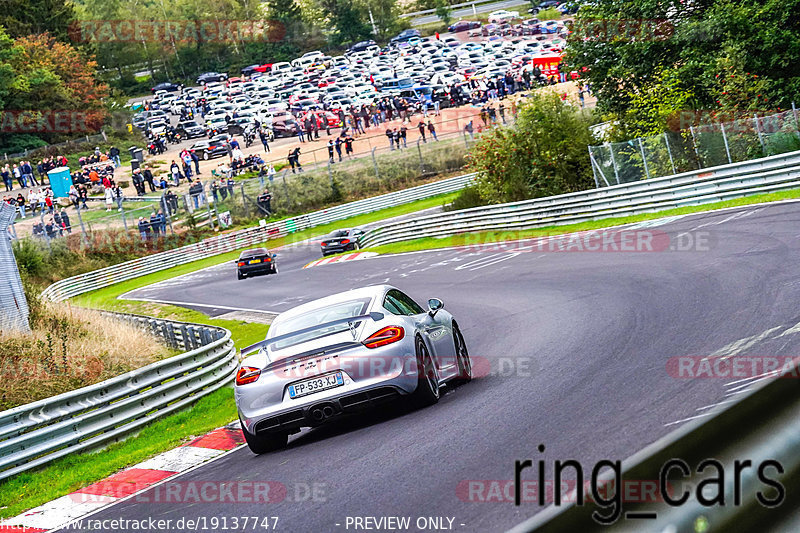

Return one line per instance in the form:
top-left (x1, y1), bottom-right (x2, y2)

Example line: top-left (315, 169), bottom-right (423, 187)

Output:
top-left (234, 285), bottom-right (472, 453)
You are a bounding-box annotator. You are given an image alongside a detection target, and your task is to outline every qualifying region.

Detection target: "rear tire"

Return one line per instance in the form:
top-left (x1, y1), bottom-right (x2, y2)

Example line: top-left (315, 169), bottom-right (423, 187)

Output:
top-left (241, 422), bottom-right (288, 454)
top-left (453, 322), bottom-right (472, 384)
top-left (411, 336), bottom-right (440, 407)
top-left (237, 271), bottom-right (244, 280)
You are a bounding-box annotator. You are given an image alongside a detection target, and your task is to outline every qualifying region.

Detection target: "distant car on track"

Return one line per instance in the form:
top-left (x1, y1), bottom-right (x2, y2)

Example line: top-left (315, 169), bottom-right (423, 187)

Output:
top-left (320, 228), bottom-right (365, 256)
top-left (237, 248), bottom-right (278, 280)
top-left (235, 285), bottom-right (472, 453)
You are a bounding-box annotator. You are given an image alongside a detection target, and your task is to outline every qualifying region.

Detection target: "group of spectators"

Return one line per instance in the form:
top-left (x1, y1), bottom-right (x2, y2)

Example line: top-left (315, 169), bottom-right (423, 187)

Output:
top-left (2, 187), bottom-right (56, 218)
top-left (136, 210), bottom-right (168, 241)
top-left (2, 161), bottom-right (40, 191)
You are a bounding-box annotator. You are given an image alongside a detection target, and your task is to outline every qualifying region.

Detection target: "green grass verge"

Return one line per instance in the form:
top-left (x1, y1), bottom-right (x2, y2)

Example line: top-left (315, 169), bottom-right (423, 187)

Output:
top-left (0, 386), bottom-right (236, 519)
top-left (364, 188), bottom-right (800, 255)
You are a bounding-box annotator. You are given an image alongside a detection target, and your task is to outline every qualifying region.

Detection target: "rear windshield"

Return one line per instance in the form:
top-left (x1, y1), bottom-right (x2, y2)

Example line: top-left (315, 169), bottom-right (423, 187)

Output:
top-left (270, 298), bottom-right (371, 350)
top-left (240, 248), bottom-right (267, 258)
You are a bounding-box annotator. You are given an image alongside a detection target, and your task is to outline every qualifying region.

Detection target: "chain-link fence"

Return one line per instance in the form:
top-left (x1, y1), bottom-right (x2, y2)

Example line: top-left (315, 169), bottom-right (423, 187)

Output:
top-left (589, 105), bottom-right (800, 187)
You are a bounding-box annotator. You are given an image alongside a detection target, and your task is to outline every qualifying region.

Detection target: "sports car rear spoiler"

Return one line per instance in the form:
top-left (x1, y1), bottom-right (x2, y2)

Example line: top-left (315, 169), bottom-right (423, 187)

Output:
top-left (240, 312), bottom-right (385, 356)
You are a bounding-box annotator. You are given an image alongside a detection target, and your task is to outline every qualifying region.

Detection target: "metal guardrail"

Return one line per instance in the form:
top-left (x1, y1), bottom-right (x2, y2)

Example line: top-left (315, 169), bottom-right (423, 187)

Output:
top-left (40, 174), bottom-right (474, 302)
top-left (0, 313), bottom-right (237, 481)
top-left (360, 150), bottom-right (800, 248)
top-left (508, 355), bottom-right (800, 532)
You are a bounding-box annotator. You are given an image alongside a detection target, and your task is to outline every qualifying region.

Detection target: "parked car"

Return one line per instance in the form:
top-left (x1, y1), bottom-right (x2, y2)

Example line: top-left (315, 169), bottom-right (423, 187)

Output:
top-left (320, 228), bottom-right (365, 256)
top-left (234, 285), bottom-right (472, 453)
top-left (151, 82), bottom-right (180, 93)
top-left (448, 20), bottom-right (481, 33)
top-left (175, 120), bottom-right (206, 139)
top-left (196, 71), bottom-right (228, 84)
top-left (488, 10), bottom-right (520, 24)
top-left (348, 40), bottom-right (377, 54)
top-left (390, 29), bottom-right (421, 44)
top-left (189, 140), bottom-right (228, 160)
top-left (271, 117), bottom-right (300, 137)
top-left (236, 248), bottom-right (277, 280)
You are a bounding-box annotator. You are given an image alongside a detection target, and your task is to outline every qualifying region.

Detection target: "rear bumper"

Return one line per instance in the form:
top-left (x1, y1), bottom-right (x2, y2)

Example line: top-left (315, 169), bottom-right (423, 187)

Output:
top-left (239, 262), bottom-right (276, 276)
top-left (252, 385), bottom-right (403, 434)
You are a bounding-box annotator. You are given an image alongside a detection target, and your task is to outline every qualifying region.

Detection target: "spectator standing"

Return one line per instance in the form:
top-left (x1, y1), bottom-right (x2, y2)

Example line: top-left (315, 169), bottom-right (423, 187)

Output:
top-left (109, 146), bottom-right (121, 167)
top-left (113, 184), bottom-right (124, 211)
top-left (150, 211), bottom-right (162, 238)
top-left (427, 120), bottom-right (438, 141)
top-left (143, 165), bottom-right (156, 192)
top-left (15, 193), bottom-right (26, 218)
top-left (59, 209), bottom-right (72, 233)
top-left (334, 137), bottom-right (343, 162)
top-left (137, 217), bottom-right (150, 241)
top-left (418, 121), bottom-right (427, 143)
top-left (260, 130), bottom-right (271, 153)
top-left (344, 134), bottom-right (354, 158)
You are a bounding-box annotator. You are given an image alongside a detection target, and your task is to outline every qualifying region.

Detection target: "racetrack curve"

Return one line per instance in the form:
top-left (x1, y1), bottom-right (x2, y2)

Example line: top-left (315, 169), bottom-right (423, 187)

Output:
top-left (60, 201), bottom-right (800, 532)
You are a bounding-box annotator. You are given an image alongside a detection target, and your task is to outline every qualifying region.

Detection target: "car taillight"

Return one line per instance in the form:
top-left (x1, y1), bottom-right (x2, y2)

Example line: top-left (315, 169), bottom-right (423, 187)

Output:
top-left (264, 256), bottom-right (271, 262)
top-left (238, 261), bottom-right (245, 266)
top-left (363, 326), bottom-right (405, 349)
top-left (236, 366), bottom-right (261, 385)
top-left (340, 239), bottom-right (350, 245)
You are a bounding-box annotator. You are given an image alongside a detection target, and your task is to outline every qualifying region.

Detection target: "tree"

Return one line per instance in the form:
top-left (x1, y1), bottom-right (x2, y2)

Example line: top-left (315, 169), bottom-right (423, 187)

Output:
top-left (359, 0), bottom-right (404, 40)
top-left (467, 92), bottom-right (596, 204)
top-left (0, 32), bottom-right (109, 150)
top-left (434, 0), bottom-right (452, 27)
top-left (0, 0), bottom-right (76, 42)
top-left (319, 0), bottom-right (373, 46)
top-left (565, 0), bottom-right (800, 125)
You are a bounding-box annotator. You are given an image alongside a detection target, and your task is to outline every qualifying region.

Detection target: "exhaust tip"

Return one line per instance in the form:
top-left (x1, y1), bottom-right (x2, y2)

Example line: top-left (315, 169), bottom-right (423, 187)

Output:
top-left (322, 406), bottom-right (335, 418)
top-left (311, 408), bottom-right (324, 421)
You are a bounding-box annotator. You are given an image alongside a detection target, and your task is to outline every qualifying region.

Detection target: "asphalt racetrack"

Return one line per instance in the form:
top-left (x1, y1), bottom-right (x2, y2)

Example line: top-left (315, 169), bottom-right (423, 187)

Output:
top-left (61, 201), bottom-right (800, 532)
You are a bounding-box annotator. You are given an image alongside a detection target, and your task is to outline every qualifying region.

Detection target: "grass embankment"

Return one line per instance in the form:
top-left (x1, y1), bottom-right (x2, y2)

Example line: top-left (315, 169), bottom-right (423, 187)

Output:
top-left (364, 188), bottom-right (800, 255)
top-left (0, 191), bottom-right (458, 518)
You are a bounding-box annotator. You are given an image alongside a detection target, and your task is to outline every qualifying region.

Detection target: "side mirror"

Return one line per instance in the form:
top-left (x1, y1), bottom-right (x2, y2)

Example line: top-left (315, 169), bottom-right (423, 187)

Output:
top-left (427, 298), bottom-right (444, 317)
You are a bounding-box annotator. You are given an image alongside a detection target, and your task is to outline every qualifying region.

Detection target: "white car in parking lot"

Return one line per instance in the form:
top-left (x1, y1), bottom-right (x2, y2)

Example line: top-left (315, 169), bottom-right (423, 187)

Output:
top-left (488, 10), bottom-right (520, 23)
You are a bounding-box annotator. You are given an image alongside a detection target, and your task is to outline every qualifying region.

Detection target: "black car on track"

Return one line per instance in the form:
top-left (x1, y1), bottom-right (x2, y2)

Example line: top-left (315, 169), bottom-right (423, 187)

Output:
top-left (237, 248), bottom-right (278, 279)
top-left (320, 228), bottom-right (365, 256)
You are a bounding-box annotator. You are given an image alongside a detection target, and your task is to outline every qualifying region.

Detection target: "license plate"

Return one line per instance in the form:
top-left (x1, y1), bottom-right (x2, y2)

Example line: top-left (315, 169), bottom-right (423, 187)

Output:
top-left (249, 259), bottom-right (261, 264)
top-left (289, 372), bottom-right (344, 399)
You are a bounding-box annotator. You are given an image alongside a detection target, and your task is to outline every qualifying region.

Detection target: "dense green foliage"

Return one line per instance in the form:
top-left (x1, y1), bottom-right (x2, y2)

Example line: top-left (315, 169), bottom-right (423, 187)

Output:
top-left (565, 0), bottom-right (800, 137)
top-left (466, 93), bottom-right (596, 204)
